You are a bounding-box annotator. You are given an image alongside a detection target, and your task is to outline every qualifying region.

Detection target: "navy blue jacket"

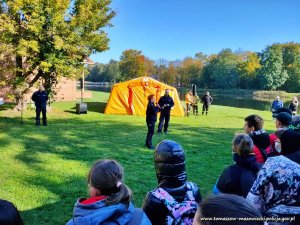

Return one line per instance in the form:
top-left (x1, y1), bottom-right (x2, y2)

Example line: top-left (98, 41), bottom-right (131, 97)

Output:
top-left (216, 153), bottom-right (262, 198)
top-left (31, 91), bottom-right (48, 108)
top-left (146, 102), bottom-right (159, 124)
top-left (158, 95), bottom-right (174, 112)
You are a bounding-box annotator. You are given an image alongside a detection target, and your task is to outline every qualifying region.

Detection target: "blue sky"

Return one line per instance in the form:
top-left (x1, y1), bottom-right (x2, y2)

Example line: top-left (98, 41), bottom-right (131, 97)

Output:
top-left (90, 0), bottom-right (300, 63)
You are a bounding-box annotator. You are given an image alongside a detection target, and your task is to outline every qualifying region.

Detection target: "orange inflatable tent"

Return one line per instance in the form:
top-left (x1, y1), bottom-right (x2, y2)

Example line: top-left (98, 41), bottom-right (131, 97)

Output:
top-left (104, 77), bottom-right (184, 116)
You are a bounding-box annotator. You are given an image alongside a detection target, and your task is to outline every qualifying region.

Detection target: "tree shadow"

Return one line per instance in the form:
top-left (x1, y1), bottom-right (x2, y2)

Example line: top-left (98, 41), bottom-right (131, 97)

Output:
top-left (1, 115), bottom-right (240, 225)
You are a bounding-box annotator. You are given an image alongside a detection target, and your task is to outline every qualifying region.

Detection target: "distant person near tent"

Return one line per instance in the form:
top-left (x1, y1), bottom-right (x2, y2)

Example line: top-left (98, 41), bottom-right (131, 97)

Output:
top-left (31, 85), bottom-right (48, 126)
top-left (145, 95), bottom-right (160, 149)
top-left (157, 89), bottom-right (174, 134)
top-left (185, 90), bottom-right (193, 116)
top-left (201, 91), bottom-right (213, 115)
top-left (271, 96), bottom-right (283, 119)
top-left (193, 93), bottom-right (200, 115)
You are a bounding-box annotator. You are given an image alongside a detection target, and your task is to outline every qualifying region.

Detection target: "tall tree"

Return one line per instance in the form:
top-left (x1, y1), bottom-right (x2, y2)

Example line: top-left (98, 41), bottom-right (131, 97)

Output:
top-left (281, 43), bottom-right (300, 92)
top-left (202, 49), bottom-right (240, 89)
top-left (119, 49), bottom-right (154, 80)
top-left (237, 52), bottom-right (261, 89)
top-left (0, 0), bottom-right (115, 103)
top-left (259, 44), bottom-right (288, 90)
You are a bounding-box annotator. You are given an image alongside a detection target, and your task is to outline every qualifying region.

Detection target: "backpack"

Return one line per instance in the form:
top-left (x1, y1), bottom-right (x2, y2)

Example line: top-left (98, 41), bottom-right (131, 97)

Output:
top-left (150, 182), bottom-right (198, 225)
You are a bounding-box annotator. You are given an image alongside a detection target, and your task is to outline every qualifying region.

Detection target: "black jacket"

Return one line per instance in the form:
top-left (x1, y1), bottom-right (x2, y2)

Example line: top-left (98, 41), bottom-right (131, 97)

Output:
top-left (158, 95), bottom-right (174, 112)
top-left (146, 102), bottom-right (159, 124)
top-left (216, 153), bottom-right (262, 198)
top-left (201, 95), bottom-right (213, 105)
top-left (250, 132), bottom-right (270, 149)
top-left (142, 140), bottom-right (201, 225)
top-left (31, 91), bottom-right (48, 108)
top-left (0, 199), bottom-right (23, 225)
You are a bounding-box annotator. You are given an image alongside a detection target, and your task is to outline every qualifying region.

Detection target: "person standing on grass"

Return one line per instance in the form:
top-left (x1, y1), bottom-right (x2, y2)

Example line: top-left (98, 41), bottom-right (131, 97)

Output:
top-left (288, 96), bottom-right (299, 116)
top-left (157, 89), bottom-right (174, 134)
top-left (201, 91), bottom-right (213, 115)
top-left (192, 93), bottom-right (200, 116)
top-left (271, 96), bottom-right (283, 118)
top-left (31, 85), bottom-right (48, 126)
top-left (66, 159), bottom-right (151, 225)
top-left (185, 90), bottom-right (193, 116)
top-left (145, 94), bottom-right (160, 149)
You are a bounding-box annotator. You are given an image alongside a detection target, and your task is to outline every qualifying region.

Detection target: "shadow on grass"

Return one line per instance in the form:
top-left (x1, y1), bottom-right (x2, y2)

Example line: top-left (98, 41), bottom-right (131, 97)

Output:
top-left (0, 116), bottom-right (240, 225)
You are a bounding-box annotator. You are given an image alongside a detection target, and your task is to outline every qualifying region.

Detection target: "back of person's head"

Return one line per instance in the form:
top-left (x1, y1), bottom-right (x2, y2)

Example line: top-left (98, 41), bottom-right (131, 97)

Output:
top-left (275, 129), bottom-right (300, 155)
top-left (154, 140), bottom-right (187, 187)
top-left (0, 200), bottom-right (23, 225)
top-left (88, 159), bottom-right (132, 206)
top-left (244, 115), bottom-right (264, 131)
top-left (193, 194), bottom-right (263, 225)
top-left (232, 134), bottom-right (254, 157)
top-left (275, 96), bottom-right (280, 100)
top-left (206, 91), bottom-right (209, 95)
top-left (275, 112), bottom-right (292, 127)
top-left (274, 107), bottom-right (292, 115)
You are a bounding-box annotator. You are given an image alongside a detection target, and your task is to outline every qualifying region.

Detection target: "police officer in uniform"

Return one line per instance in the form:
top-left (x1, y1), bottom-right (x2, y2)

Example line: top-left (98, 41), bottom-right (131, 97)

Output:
top-left (157, 89), bottom-right (174, 134)
top-left (31, 85), bottom-right (48, 126)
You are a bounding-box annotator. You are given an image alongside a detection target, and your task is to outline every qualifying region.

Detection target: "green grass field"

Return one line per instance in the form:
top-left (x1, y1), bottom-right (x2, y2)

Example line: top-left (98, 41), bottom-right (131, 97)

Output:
top-left (0, 91), bottom-right (276, 225)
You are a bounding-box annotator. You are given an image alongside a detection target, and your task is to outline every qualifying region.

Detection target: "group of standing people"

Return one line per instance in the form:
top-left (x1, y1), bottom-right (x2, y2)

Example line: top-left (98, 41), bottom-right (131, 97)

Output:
top-left (145, 89), bottom-right (174, 149)
top-left (272, 95), bottom-right (298, 117)
top-left (185, 91), bottom-right (213, 116)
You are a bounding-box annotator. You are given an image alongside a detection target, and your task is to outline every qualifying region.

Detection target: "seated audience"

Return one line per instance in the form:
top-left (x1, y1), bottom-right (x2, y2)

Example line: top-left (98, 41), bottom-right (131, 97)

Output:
top-left (213, 134), bottom-right (262, 197)
top-left (244, 115), bottom-right (271, 162)
top-left (193, 194), bottom-right (263, 225)
top-left (142, 140), bottom-right (201, 225)
top-left (0, 199), bottom-right (23, 225)
top-left (66, 159), bottom-right (151, 225)
top-left (274, 129), bottom-right (300, 163)
top-left (246, 155), bottom-right (300, 224)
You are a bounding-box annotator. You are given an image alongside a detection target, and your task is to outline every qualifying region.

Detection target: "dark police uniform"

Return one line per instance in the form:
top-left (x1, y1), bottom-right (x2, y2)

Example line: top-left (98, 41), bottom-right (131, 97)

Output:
top-left (157, 95), bottom-right (174, 133)
top-left (146, 101), bottom-right (160, 149)
top-left (32, 90), bottom-right (48, 126)
top-left (201, 94), bottom-right (213, 115)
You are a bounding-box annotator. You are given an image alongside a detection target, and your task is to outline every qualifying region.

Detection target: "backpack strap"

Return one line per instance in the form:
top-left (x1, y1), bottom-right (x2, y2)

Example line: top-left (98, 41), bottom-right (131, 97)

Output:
top-left (128, 208), bottom-right (144, 225)
top-left (151, 188), bottom-right (178, 211)
top-left (184, 182), bottom-right (196, 201)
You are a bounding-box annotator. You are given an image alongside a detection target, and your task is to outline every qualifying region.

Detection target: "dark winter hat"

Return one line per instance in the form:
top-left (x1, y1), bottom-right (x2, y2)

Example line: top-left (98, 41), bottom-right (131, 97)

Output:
top-left (154, 140), bottom-right (187, 188)
top-left (274, 107), bottom-right (292, 115)
top-left (275, 112), bottom-right (292, 126)
top-left (280, 129), bottom-right (300, 154)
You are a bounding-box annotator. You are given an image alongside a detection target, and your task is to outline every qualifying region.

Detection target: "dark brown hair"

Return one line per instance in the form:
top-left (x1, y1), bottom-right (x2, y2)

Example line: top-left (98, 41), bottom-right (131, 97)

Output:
top-left (244, 115), bottom-right (264, 131)
top-left (88, 160), bottom-right (132, 206)
top-left (148, 94), bottom-right (155, 101)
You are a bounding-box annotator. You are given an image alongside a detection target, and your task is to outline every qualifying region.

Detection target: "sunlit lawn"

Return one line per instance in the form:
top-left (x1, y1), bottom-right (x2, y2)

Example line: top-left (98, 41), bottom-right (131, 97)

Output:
top-left (0, 91), bottom-right (276, 225)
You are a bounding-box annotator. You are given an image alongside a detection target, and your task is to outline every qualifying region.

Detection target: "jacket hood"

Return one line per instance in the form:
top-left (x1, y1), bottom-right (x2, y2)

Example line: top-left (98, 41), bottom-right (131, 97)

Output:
top-left (154, 140), bottom-right (187, 188)
top-left (233, 153), bottom-right (262, 172)
top-left (67, 199), bottom-right (134, 225)
top-left (250, 132), bottom-right (270, 149)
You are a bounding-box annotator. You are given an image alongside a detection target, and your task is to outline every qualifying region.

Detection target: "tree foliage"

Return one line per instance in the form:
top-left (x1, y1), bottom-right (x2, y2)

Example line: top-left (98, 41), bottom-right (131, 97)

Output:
top-left (0, 0), bottom-right (115, 102)
top-left (259, 44), bottom-right (288, 90)
top-left (119, 49), bottom-right (154, 81)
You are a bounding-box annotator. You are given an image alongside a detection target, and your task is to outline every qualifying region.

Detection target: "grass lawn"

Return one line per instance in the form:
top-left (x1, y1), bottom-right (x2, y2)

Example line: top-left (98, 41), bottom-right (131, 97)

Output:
top-left (0, 91), bottom-right (276, 225)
